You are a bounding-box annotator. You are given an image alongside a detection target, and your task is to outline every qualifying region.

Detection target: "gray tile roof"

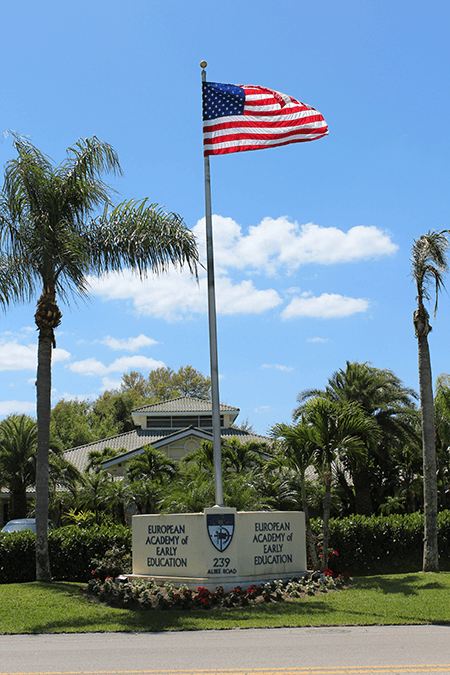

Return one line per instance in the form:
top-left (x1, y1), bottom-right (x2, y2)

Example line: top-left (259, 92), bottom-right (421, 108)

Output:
top-left (64, 426), bottom-right (271, 473)
top-left (132, 396), bottom-right (239, 414)
top-left (64, 429), bottom-right (175, 471)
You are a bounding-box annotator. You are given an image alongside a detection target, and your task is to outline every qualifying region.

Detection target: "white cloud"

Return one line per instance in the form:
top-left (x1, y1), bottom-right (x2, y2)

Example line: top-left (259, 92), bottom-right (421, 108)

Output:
top-left (87, 269), bottom-right (203, 321)
top-left (68, 355), bottom-right (165, 378)
top-left (0, 400), bottom-right (36, 416)
top-left (0, 340), bottom-right (70, 372)
top-left (193, 216), bottom-right (398, 274)
top-left (100, 334), bottom-right (158, 351)
top-left (262, 364), bottom-right (294, 372)
top-left (0, 340), bottom-right (37, 371)
top-left (68, 357), bottom-right (108, 377)
top-left (101, 377), bottom-right (123, 391)
top-left (57, 392), bottom-right (98, 402)
top-left (86, 214), bottom-right (394, 321)
top-left (254, 405), bottom-right (275, 414)
top-left (216, 277), bottom-right (282, 315)
top-left (107, 356), bottom-right (165, 372)
top-left (282, 293), bottom-right (370, 319)
top-left (307, 337), bottom-right (329, 343)
top-left (88, 269), bottom-right (282, 321)
top-left (53, 347), bottom-right (72, 362)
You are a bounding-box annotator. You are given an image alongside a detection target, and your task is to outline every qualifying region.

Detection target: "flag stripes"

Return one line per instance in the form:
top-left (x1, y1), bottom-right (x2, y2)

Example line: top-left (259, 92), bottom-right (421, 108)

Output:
top-left (203, 82), bottom-right (328, 156)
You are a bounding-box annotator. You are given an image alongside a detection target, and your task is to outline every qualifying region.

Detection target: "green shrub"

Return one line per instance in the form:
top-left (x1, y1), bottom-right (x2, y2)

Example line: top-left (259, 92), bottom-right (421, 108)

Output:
top-left (0, 524), bottom-right (131, 584)
top-left (311, 510), bottom-right (450, 575)
top-left (0, 530), bottom-right (36, 583)
top-left (90, 545), bottom-right (132, 581)
top-left (49, 524), bottom-right (131, 582)
top-left (2, 512), bottom-right (450, 583)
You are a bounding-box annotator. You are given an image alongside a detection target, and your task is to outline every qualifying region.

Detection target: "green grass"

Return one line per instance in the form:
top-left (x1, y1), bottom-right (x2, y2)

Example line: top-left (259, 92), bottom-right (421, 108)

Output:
top-left (1, 573), bottom-right (449, 634)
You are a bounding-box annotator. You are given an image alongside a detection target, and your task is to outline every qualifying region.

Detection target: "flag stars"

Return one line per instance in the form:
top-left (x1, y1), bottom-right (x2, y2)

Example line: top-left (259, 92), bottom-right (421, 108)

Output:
top-left (202, 82), bottom-right (246, 121)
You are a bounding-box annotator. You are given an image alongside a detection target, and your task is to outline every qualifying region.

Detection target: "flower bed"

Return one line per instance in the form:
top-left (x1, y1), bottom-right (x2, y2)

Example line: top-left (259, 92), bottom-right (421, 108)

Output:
top-left (86, 572), bottom-right (350, 611)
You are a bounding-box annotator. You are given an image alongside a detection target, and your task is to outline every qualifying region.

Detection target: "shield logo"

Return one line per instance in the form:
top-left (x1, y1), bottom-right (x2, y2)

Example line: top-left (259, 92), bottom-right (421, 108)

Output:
top-left (207, 512), bottom-right (235, 552)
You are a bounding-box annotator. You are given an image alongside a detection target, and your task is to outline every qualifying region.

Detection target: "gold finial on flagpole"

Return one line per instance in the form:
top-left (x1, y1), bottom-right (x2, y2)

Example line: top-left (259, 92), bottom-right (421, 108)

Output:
top-left (200, 60), bottom-right (207, 69)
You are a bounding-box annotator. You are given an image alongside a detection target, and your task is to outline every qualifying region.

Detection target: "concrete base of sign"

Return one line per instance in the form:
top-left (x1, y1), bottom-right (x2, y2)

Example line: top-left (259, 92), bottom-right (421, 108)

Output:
top-left (131, 507), bottom-right (306, 591)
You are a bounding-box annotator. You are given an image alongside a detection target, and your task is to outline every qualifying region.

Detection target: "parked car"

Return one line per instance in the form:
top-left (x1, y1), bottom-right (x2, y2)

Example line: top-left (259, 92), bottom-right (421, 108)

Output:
top-left (1, 518), bottom-right (53, 534)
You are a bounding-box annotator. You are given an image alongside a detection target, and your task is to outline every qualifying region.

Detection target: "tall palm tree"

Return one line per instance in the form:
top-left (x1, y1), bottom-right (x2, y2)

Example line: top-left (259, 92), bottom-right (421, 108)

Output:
top-left (411, 230), bottom-right (450, 572)
top-left (0, 134), bottom-right (198, 581)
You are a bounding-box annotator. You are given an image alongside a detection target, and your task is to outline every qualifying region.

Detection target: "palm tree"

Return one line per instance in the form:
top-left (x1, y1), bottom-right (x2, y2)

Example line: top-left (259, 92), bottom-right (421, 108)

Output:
top-left (126, 445), bottom-right (178, 485)
top-left (126, 445), bottom-right (178, 514)
top-left (181, 440), bottom-right (216, 475)
top-left (0, 253), bottom-right (31, 309)
top-left (295, 361), bottom-right (418, 515)
top-left (411, 230), bottom-right (450, 572)
top-left (86, 447), bottom-right (120, 474)
top-left (0, 415), bottom-right (38, 519)
top-left (269, 421), bottom-right (320, 569)
top-left (162, 468), bottom-right (215, 513)
top-left (79, 471), bottom-right (112, 523)
top-left (0, 134), bottom-right (198, 581)
top-left (0, 414), bottom-right (75, 522)
top-left (222, 437), bottom-right (266, 473)
top-left (301, 398), bottom-right (379, 571)
top-left (103, 478), bottom-right (129, 525)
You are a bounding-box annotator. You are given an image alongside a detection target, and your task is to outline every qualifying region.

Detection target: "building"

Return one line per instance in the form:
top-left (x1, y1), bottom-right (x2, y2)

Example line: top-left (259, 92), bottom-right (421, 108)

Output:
top-left (64, 396), bottom-right (270, 476)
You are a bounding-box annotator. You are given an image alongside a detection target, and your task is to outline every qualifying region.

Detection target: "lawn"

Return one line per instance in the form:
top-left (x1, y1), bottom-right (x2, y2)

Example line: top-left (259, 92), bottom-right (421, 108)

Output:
top-left (0, 572), bottom-right (449, 634)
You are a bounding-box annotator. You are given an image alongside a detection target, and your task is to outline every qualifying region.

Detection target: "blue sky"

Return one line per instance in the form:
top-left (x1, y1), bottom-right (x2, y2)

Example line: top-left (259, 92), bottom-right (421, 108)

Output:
top-left (1, 0), bottom-right (449, 435)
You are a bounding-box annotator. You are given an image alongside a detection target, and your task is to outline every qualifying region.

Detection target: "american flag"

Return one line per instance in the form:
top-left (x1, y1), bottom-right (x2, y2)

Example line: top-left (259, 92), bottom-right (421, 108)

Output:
top-left (202, 81), bottom-right (328, 156)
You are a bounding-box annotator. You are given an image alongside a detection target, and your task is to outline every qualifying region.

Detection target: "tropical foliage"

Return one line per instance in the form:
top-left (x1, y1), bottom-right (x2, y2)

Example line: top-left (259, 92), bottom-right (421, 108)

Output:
top-left (0, 414), bottom-right (81, 520)
top-left (3, 350), bottom-right (450, 576)
top-left (295, 361), bottom-right (419, 516)
top-left (0, 134), bottom-right (198, 580)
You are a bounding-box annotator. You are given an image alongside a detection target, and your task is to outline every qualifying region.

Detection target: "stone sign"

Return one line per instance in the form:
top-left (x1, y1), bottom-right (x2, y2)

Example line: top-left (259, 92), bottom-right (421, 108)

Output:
top-left (132, 507), bottom-right (306, 591)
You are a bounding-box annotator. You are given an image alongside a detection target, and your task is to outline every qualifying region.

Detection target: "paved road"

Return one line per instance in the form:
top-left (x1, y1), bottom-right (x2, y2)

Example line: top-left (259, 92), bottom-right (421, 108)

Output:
top-left (1, 625), bottom-right (450, 675)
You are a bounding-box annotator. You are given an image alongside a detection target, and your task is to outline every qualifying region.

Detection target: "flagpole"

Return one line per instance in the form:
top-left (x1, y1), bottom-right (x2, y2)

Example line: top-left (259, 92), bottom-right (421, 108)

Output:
top-left (201, 60), bottom-right (224, 507)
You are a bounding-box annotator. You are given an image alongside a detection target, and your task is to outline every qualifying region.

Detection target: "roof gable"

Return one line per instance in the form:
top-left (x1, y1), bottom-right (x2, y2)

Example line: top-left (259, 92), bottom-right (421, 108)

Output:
top-left (132, 396), bottom-right (239, 415)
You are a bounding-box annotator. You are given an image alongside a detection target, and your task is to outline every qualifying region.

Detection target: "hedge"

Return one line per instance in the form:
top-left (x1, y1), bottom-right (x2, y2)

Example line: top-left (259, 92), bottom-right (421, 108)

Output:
top-left (1, 512), bottom-right (450, 583)
top-left (311, 510), bottom-right (450, 575)
top-left (0, 524), bottom-right (131, 584)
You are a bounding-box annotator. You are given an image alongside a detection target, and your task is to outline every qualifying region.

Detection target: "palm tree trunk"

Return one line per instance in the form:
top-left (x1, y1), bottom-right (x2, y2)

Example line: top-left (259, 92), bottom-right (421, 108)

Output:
top-left (11, 482), bottom-right (28, 520)
top-left (415, 309), bottom-right (439, 572)
top-left (321, 471), bottom-right (332, 572)
top-left (35, 330), bottom-right (52, 582)
top-left (352, 463), bottom-right (374, 515)
top-left (301, 478), bottom-right (319, 570)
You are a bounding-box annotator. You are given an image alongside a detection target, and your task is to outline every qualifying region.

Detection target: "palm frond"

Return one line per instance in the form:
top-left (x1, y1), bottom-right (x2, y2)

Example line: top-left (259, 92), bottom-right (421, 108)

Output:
top-left (88, 200), bottom-right (199, 278)
top-left (411, 230), bottom-right (450, 315)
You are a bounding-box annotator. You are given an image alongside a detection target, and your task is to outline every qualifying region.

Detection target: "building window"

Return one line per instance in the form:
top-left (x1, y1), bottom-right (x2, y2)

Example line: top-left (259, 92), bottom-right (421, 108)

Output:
top-left (146, 415), bottom-right (224, 429)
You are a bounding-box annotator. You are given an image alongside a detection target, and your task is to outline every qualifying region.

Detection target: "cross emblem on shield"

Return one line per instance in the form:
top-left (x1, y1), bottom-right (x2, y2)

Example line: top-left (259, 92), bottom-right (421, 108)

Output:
top-left (206, 512), bottom-right (235, 552)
